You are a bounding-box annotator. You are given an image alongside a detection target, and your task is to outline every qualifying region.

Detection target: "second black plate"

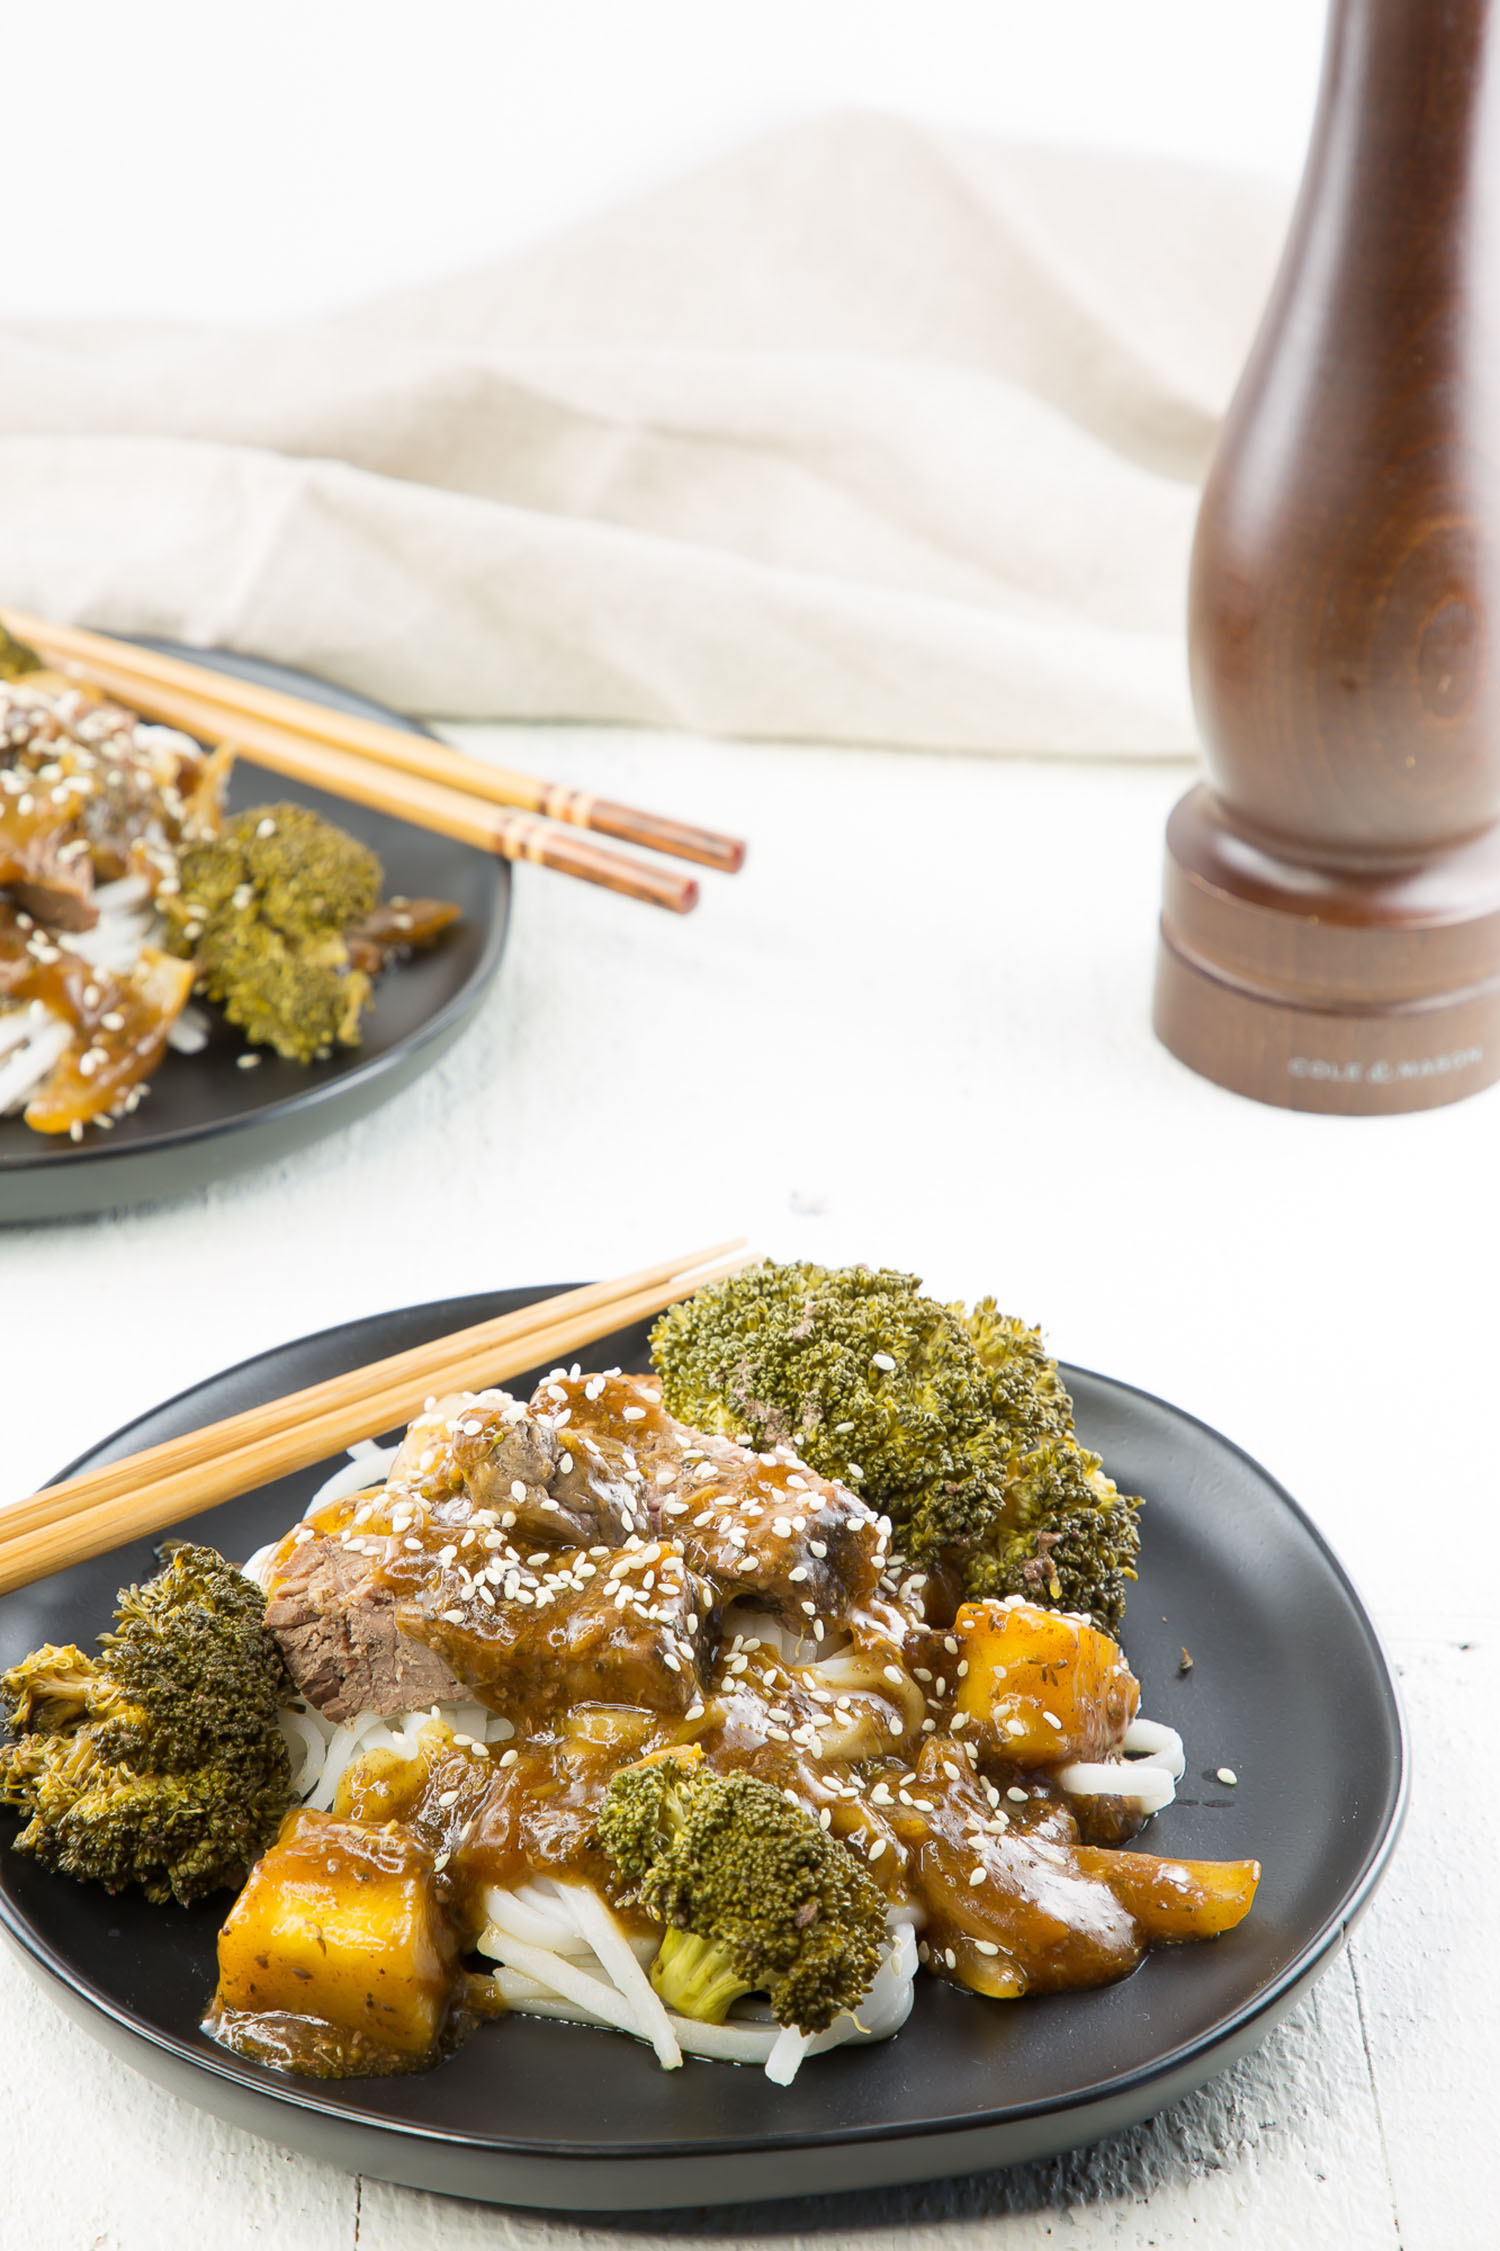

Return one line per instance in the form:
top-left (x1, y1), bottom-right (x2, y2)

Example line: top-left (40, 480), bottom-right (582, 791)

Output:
top-left (0, 1291), bottom-right (1406, 2209)
top-left (0, 646), bottom-right (510, 1224)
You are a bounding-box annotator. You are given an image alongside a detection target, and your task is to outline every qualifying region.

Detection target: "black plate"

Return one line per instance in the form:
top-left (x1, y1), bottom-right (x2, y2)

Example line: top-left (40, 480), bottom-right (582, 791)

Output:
top-left (0, 646), bottom-right (509, 1223)
top-left (0, 1290), bottom-right (1407, 2210)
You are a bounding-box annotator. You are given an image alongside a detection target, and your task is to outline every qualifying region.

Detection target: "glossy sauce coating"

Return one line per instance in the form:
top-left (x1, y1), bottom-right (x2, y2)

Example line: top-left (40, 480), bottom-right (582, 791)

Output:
top-left (236, 1376), bottom-right (1261, 2075)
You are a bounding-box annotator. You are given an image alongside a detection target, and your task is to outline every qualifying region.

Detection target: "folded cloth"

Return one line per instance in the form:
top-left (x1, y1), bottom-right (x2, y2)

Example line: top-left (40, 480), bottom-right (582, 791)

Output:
top-left (0, 113), bottom-right (1289, 753)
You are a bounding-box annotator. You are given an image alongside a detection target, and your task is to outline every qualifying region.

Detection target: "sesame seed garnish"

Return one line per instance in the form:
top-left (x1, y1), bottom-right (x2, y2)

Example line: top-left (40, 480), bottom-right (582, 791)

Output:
top-left (1217, 1767), bottom-right (1238, 1786)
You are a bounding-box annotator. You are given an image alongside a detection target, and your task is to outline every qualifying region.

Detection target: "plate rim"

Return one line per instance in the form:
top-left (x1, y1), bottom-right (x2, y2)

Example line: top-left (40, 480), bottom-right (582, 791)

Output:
top-left (0, 647), bottom-right (510, 1185)
top-left (1, 1289), bottom-right (1410, 2163)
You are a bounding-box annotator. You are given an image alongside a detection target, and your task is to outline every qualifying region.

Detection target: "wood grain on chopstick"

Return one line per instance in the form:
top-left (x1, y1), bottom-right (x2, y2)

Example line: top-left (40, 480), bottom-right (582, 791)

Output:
top-left (0, 1246), bottom-right (756, 1597)
top-left (21, 645), bottom-right (700, 915)
top-left (3, 611), bottom-right (746, 874)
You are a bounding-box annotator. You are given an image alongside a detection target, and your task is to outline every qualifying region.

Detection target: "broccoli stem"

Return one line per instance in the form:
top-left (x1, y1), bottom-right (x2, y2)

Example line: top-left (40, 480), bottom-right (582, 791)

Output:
top-left (649, 1927), bottom-right (755, 2023)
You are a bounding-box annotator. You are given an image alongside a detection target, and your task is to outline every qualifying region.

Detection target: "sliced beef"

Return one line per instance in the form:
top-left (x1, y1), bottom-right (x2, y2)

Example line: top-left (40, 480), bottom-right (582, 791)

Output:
top-left (390, 1389), bottom-right (642, 1550)
top-left (390, 1535), bottom-right (717, 1725)
top-left (535, 1372), bottom-right (887, 1633)
top-left (265, 1537), bottom-right (463, 1722)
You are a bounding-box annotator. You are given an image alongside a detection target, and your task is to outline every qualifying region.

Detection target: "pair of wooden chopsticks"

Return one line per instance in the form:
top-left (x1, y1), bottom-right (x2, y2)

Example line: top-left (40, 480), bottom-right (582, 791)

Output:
top-left (2, 611), bottom-right (746, 916)
top-left (0, 1240), bottom-right (756, 1597)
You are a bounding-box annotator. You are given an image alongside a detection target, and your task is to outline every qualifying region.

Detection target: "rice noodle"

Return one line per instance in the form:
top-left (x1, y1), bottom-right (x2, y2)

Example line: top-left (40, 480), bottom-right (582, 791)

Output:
top-left (305, 1444), bottom-right (400, 1513)
top-left (277, 1705), bottom-right (329, 1801)
top-left (765, 2024), bottom-right (809, 2086)
top-left (479, 1921), bottom-right (669, 2055)
top-left (166, 1002), bottom-right (211, 1054)
top-left (0, 1007), bottom-right (42, 1062)
top-left (305, 1709), bottom-right (391, 1812)
top-left (1056, 1713), bottom-right (1186, 1814)
top-left (1057, 1758), bottom-right (1177, 1814)
top-left (1124, 1717), bottom-right (1186, 1779)
top-left (555, 1881), bottom-right (682, 2070)
top-left (476, 1892), bottom-right (916, 2082)
top-left (58, 893), bottom-right (156, 974)
top-left (0, 1011), bottom-right (71, 1114)
top-left (91, 874), bottom-right (152, 913)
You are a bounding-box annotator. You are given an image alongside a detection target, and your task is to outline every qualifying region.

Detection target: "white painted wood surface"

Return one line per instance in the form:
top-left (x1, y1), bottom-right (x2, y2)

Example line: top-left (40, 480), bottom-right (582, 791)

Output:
top-left (1, 730), bottom-right (1487, 2248)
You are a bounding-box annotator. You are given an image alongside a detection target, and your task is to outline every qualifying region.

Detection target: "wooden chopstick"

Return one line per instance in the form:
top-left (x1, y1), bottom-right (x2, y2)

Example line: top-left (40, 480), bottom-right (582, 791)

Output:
top-left (23, 646), bottom-right (699, 915)
top-left (4, 611), bottom-right (746, 875)
top-left (0, 1244), bottom-right (757, 1597)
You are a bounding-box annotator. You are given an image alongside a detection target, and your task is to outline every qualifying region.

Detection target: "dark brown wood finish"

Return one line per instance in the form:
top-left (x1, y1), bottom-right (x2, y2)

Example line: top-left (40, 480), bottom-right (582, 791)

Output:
top-left (1155, 0), bottom-right (1500, 1113)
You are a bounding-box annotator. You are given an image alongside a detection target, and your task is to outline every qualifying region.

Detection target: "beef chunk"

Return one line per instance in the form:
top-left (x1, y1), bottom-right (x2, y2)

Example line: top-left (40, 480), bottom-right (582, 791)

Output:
top-left (536, 1372), bottom-right (887, 1633)
top-left (265, 1537), bottom-right (463, 1722)
top-left (391, 1535), bottom-right (716, 1725)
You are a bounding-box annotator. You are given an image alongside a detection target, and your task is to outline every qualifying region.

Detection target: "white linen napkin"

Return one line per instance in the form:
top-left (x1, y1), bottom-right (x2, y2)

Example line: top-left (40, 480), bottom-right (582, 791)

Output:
top-left (0, 113), bottom-right (1289, 752)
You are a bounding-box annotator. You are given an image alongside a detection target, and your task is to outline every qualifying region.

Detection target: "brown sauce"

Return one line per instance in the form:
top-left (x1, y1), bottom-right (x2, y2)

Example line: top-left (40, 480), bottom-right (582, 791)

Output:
top-left (228, 1378), bottom-right (1261, 2076)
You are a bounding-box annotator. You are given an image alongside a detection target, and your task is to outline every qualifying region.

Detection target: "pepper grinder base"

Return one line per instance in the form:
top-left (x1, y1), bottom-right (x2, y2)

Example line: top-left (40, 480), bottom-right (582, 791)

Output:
top-left (1151, 785), bottom-right (1500, 1115)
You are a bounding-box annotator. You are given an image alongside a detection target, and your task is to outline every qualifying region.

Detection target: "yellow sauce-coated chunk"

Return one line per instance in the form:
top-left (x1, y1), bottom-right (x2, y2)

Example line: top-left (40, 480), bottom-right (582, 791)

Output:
top-left (213, 1809), bottom-right (461, 2063)
top-left (952, 1598), bottom-right (1139, 1765)
top-left (1073, 1844), bottom-right (1260, 1941)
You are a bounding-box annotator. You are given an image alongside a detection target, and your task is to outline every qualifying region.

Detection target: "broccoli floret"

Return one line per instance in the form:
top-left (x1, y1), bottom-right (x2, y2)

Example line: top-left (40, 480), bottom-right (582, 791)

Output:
top-left (959, 1299), bottom-right (1074, 1458)
top-left (595, 1749), bottom-right (885, 2034)
top-left (0, 1544), bottom-right (295, 1905)
top-left (163, 803), bottom-right (380, 1061)
top-left (652, 1260), bottom-right (1009, 1521)
top-left (651, 1263), bottom-right (1142, 1634)
top-left (966, 1437), bottom-right (1142, 1632)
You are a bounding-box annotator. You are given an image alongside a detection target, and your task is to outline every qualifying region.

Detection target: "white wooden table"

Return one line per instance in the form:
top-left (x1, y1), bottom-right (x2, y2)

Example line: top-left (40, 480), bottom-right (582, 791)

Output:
top-left (2, 727), bottom-right (1487, 2250)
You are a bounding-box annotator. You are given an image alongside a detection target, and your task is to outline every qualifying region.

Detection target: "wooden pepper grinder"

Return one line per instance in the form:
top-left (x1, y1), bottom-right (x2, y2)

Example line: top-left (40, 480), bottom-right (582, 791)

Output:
top-left (1154, 0), bottom-right (1500, 1113)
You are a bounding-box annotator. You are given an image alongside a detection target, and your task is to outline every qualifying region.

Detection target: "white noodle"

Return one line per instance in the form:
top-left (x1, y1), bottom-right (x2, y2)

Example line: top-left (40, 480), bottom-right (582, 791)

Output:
top-left (241, 1544), bottom-right (275, 1590)
top-left (482, 1883), bottom-right (588, 1954)
top-left (1124, 1717), bottom-right (1186, 1779)
top-left (277, 1706), bottom-right (329, 1801)
top-left (1057, 1759), bottom-right (1177, 1814)
top-left (166, 1003), bottom-right (211, 1054)
top-left (305, 1446), bottom-right (399, 1512)
top-left (0, 1009), bottom-right (40, 1062)
top-left (306, 1709), bottom-right (390, 1811)
top-left (765, 2024), bottom-right (810, 2085)
top-left (561, 1881), bottom-right (682, 2071)
top-left (478, 1923), bottom-right (669, 2055)
top-left (0, 1012), bottom-right (71, 1113)
top-left (91, 875), bottom-right (152, 912)
top-left (477, 1896), bottom-right (916, 2081)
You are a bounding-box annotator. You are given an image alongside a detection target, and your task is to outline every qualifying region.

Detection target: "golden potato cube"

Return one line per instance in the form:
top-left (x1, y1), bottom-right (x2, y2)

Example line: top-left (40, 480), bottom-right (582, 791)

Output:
top-left (952, 1598), bottom-right (1139, 1764)
top-left (214, 1809), bottom-right (460, 2062)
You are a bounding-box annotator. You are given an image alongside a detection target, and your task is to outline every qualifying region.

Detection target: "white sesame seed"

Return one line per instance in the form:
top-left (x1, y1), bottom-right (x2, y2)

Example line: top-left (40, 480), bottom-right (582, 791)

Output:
top-left (1217, 1767), bottom-right (1239, 1786)
top-left (1007, 1787), bottom-right (1028, 1802)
